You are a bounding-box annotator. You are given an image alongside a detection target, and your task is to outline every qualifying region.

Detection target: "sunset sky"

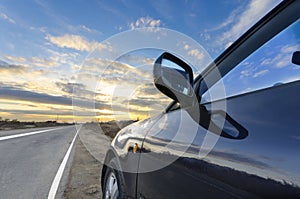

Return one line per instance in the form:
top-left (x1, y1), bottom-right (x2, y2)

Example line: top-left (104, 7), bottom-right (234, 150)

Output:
top-left (0, 0), bottom-right (284, 122)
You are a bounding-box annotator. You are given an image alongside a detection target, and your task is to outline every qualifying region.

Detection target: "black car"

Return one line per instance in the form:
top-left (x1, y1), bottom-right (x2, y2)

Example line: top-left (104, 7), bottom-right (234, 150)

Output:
top-left (101, 0), bottom-right (300, 198)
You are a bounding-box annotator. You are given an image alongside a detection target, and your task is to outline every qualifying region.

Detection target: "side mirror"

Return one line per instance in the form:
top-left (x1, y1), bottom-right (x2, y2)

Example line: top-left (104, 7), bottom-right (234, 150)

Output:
top-left (292, 51), bottom-right (300, 66)
top-left (153, 52), bottom-right (194, 103)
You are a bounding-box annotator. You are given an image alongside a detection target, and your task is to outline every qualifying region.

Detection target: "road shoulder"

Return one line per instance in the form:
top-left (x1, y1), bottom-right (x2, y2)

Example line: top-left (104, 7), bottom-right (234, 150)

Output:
top-left (63, 138), bottom-right (103, 199)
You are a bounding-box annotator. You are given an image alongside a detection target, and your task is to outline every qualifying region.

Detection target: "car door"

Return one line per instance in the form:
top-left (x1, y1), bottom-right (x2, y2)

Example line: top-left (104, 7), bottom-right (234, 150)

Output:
top-left (137, 1), bottom-right (300, 198)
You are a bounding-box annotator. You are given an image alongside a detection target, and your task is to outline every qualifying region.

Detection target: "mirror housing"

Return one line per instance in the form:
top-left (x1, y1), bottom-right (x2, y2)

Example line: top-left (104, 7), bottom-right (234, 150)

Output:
top-left (153, 52), bottom-right (194, 104)
top-left (292, 51), bottom-right (300, 66)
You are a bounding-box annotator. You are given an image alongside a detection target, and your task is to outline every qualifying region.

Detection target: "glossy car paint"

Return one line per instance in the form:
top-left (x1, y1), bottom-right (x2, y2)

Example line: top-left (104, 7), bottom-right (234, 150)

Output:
top-left (102, 0), bottom-right (300, 198)
top-left (102, 115), bottom-right (162, 198)
top-left (137, 81), bottom-right (300, 199)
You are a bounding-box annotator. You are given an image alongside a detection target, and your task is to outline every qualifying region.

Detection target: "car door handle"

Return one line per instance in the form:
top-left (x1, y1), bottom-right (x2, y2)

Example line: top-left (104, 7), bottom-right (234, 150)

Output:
top-left (133, 143), bottom-right (139, 153)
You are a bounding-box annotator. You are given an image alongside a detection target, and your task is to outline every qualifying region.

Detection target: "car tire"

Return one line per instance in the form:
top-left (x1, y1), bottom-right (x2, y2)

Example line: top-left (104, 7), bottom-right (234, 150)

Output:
top-left (102, 158), bottom-right (125, 199)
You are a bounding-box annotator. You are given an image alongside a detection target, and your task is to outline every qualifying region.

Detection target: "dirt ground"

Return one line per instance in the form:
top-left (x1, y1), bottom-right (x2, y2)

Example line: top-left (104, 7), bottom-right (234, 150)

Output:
top-left (63, 138), bottom-right (103, 199)
top-left (63, 121), bottom-right (135, 199)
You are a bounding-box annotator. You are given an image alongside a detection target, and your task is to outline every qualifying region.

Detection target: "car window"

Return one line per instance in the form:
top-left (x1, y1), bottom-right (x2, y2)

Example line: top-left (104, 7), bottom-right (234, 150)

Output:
top-left (201, 19), bottom-right (300, 103)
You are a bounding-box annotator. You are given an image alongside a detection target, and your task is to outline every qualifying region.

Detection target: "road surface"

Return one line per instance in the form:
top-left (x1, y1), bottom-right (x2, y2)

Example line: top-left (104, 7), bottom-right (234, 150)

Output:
top-left (0, 126), bottom-right (77, 199)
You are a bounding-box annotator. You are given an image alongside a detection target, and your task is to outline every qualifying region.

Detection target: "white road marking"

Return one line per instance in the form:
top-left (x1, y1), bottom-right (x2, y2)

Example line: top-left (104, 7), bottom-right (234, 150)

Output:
top-left (47, 125), bottom-right (81, 199)
top-left (0, 127), bottom-right (68, 141)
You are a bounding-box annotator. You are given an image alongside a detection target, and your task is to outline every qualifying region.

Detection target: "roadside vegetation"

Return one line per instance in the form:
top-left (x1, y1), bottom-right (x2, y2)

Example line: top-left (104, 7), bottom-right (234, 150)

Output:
top-left (0, 117), bottom-right (73, 130)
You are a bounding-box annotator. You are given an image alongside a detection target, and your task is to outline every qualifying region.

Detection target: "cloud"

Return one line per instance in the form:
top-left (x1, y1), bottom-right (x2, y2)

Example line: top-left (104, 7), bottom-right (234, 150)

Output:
top-left (216, 0), bottom-right (281, 48)
top-left (68, 24), bottom-right (102, 35)
top-left (240, 66), bottom-right (269, 79)
top-left (0, 13), bottom-right (16, 24)
top-left (0, 60), bottom-right (28, 74)
top-left (0, 86), bottom-right (72, 106)
top-left (46, 49), bottom-right (81, 67)
top-left (79, 25), bottom-right (93, 32)
top-left (260, 44), bottom-right (299, 69)
top-left (275, 44), bottom-right (300, 68)
top-left (0, 85), bottom-right (113, 111)
top-left (74, 55), bottom-right (172, 120)
top-left (31, 56), bottom-right (58, 67)
top-left (79, 57), bottom-right (153, 85)
top-left (1, 51), bottom-right (169, 122)
top-left (129, 16), bottom-right (161, 30)
top-left (239, 42), bottom-right (298, 79)
top-left (184, 44), bottom-right (202, 58)
top-left (5, 55), bottom-right (27, 63)
top-left (4, 55), bottom-right (60, 68)
top-left (114, 54), bottom-right (156, 67)
top-left (181, 43), bottom-right (210, 73)
top-left (46, 34), bottom-right (110, 52)
top-left (56, 82), bottom-right (96, 98)
top-left (127, 83), bottom-right (171, 111)
top-left (0, 108), bottom-right (74, 116)
top-left (187, 49), bottom-right (204, 60)
top-left (240, 61), bottom-right (269, 79)
top-left (0, 63), bottom-right (65, 97)
top-left (253, 69), bottom-right (269, 78)
top-left (29, 26), bottom-right (47, 33)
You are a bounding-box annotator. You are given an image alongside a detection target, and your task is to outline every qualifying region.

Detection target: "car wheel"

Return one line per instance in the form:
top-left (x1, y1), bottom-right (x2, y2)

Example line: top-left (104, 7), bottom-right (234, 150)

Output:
top-left (103, 158), bottom-right (125, 199)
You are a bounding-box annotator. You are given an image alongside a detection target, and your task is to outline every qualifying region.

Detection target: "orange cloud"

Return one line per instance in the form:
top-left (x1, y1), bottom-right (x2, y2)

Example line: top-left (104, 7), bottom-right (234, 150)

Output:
top-left (46, 34), bottom-right (110, 52)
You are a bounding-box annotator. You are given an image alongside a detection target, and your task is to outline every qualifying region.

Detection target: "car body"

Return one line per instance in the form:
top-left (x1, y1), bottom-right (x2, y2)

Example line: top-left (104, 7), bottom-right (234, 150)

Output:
top-left (101, 0), bottom-right (300, 198)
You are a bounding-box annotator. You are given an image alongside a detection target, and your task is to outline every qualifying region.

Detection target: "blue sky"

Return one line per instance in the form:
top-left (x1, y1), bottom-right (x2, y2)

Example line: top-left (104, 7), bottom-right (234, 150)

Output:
top-left (0, 0), bottom-right (282, 58)
top-left (0, 0), bottom-right (285, 122)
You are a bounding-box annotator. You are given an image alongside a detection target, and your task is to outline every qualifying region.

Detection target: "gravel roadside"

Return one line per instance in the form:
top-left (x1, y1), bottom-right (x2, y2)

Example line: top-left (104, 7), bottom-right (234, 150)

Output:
top-left (63, 138), bottom-right (103, 199)
top-left (62, 121), bottom-right (135, 199)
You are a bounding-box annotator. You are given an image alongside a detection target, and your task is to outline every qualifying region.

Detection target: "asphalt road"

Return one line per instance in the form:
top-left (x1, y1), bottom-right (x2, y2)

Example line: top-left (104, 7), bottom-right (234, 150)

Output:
top-left (0, 126), bottom-right (77, 199)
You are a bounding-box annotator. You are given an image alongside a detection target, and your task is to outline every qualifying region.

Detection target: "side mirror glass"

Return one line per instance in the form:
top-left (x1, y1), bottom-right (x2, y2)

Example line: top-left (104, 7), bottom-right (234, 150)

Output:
top-left (153, 52), bottom-right (194, 102)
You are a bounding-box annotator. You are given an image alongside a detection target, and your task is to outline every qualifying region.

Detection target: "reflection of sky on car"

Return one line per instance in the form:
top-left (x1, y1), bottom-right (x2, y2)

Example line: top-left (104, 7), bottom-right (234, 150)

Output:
top-left (140, 106), bottom-right (300, 186)
top-left (0, 0), bottom-right (282, 122)
top-left (203, 20), bottom-right (300, 102)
